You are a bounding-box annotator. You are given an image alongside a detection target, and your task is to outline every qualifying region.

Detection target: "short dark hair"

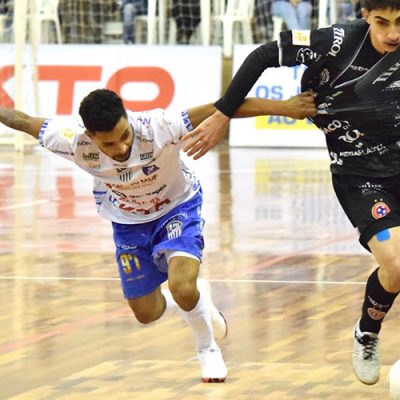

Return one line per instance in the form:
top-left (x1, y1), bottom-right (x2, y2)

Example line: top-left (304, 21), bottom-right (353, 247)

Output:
top-left (361, 0), bottom-right (400, 11)
top-left (79, 89), bottom-right (127, 133)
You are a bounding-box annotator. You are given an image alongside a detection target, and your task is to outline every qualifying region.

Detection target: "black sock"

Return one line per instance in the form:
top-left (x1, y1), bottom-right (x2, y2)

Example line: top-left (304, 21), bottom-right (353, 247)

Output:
top-left (360, 268), bottom-right (399, 334)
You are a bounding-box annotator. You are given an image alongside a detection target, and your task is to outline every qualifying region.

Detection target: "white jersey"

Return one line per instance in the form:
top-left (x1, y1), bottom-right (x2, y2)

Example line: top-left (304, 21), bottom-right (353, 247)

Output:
top-left (39, 109), bottom-right (200, 224)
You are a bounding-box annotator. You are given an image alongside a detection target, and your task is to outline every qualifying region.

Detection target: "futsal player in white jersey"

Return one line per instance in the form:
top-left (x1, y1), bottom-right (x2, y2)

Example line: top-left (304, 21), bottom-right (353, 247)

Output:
top-left (0, 88), bottom-right (315, 382)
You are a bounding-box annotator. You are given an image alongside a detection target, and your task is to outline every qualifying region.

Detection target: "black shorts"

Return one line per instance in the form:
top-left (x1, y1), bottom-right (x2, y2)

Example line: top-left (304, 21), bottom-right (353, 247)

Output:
top-left (332, 174), bottom-right (400, 252)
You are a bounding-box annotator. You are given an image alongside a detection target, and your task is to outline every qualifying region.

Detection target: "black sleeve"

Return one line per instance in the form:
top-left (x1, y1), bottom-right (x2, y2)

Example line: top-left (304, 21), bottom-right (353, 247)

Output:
top-left (214, 41), bottom-right (280, 117)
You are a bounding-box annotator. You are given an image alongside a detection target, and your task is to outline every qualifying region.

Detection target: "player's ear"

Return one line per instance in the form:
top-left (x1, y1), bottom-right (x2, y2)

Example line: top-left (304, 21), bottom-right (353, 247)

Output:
top-left (361, 8), bottom-right (369, 21)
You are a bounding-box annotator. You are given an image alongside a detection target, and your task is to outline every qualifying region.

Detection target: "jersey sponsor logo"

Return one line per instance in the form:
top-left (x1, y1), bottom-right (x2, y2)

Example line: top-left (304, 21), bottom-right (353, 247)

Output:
top-left (136, 136), bottom-right (154, 143)
top-left (50, 149), bottom-right (75, 157)
top-left (330, 151), bottom-right (343, 165)
top-left (166, 220), bottom-right (183, 240)
top-left (359, 182), bottom-right (383, 196)
top-left (386, 80), bottom-right (400, 90)
top-left (87, 163), bottom-right (101, 171)
top-left (117, 244), bottom-right (138, 250)
top-left (322, 119), bottom-right (365, 143)
top-left (371, 201), bottom-right (391, 219)
top-left (296, 48), bottom-right (318, 63)
top-left (328, 27), bottom-right (345, 57)
top-left (140, 151), bottom-right (153, 160)
top-left (373, 62), bottom-right (400, 84)
top-left (142, 164), bottom-right (160, 176)
top-left (137, 116), bottom-right (151, 125)
top-left (109, 194), bottom-right (171, 214)
top-left (349, 65), bottom-right (369, 72)
top-left (292, 30), bottom-right (311, 46)
top-left (338, 129), bottom-right (364, 144)
top-left (77, 140), bottom-right (91, 146)
top-left (61, 128), bottom-right (75, 143)
top-left (344, 144), bottom-right (387, 156)
top-left (82, 152), bottom-right (100, 161)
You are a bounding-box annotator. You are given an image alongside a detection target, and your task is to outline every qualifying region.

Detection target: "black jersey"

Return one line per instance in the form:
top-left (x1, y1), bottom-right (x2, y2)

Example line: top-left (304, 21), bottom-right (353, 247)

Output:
top-left (216, 19), bottom-right (400, 178)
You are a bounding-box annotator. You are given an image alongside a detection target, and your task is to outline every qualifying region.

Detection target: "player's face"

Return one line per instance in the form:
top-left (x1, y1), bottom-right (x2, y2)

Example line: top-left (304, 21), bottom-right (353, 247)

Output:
top-left (89, 117), bottom-right (133, 162)
top-left (364, 8), bottom-right (400, 54)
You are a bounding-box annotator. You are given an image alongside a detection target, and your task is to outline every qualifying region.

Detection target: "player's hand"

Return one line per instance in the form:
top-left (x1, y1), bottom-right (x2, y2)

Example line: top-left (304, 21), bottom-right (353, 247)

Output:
top-left (182, 110), bottom-right (230, 160)
top-left (284, 91), bottom-right (317, 119)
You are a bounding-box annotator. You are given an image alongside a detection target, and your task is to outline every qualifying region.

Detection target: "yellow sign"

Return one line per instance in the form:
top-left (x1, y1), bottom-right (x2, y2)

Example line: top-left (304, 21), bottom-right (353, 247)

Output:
top-left (255, 115), bottom-right (318, 130)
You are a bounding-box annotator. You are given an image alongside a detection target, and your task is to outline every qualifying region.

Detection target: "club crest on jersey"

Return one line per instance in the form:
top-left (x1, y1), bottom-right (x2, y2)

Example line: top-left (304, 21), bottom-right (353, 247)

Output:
top-left (166, 220), bottom-right (182, 240)
top-left (142, 165), bottom-right (160, 176)
top-left (117, 168), bottom-right (133, 182)
top-left (371, 201), bottom-right (391, 219)
top-left (61, 128), bottom-right (75, 143)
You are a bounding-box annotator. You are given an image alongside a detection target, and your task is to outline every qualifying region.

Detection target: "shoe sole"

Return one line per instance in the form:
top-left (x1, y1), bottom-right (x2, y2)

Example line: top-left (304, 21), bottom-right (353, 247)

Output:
top-left (201, 377), bottom-right (226, 383)
top-left (352, 367), bottom-right (379, 385)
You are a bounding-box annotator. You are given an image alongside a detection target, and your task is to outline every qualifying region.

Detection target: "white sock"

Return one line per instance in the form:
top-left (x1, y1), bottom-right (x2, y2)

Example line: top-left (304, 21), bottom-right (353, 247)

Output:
top-left (137, 288), bottom-right (178, 327)
top-left (178, 291), bottom-right (217, 351)
top-left (161, 288), bottom-right (179, 319)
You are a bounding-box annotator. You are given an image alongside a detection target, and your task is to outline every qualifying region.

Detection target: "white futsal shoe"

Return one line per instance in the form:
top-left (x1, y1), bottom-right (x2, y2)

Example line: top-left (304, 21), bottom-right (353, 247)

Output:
top-left (197, 278), bottom-right (228, 340)
top-left (197, 347), bottom-right (228, 383)
top-left (352, 319), bottom-right (380, 385)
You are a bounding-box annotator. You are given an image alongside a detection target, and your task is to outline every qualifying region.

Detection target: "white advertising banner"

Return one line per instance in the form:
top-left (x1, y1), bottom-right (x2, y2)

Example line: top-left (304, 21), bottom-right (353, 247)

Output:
top-left (229, 44), bottom-right (326, 148)
top-left (0, 44), bottom-right (222, 117)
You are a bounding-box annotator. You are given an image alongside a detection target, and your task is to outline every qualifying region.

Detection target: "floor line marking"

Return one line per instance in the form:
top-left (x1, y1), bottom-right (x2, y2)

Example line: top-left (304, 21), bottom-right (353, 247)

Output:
top-left (0, 275), bottom-right (365, 285)
top-left (0, 199), bottom-right (51, 210)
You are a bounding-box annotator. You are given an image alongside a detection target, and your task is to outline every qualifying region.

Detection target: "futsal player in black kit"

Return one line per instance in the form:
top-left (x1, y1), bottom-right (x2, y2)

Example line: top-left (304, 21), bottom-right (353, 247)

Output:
top-left (182, 0), bottom-right (400, 387)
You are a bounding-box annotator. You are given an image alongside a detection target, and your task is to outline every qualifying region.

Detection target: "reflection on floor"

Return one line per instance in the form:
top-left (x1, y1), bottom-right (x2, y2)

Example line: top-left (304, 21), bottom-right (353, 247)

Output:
top-left (1, 145), bottom-right (393, 400)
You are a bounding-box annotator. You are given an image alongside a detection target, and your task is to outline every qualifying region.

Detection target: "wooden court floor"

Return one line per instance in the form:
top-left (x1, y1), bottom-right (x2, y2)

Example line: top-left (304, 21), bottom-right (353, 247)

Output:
top-left (0, 145), bottom-right (398, 399)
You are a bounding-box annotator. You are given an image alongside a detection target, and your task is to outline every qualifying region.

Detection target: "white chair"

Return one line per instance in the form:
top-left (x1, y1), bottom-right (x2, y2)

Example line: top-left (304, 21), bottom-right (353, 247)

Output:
top-left (272, 15), bottom-right (284, 41)
top-left (134, 0), bottom-right (167, 44)
top-left (212, 0), bottom-right (254, 58)
top-left (134, 13), bottom-right (159, 44)
top-left (102, 21), bottom-right (124, 44)
top-left (34, 0), bottom-right (62, 43)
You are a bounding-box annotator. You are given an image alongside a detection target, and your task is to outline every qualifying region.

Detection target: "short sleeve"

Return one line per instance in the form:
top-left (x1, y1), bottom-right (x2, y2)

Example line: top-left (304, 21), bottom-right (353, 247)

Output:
top-left (39, 118), bottom-right (84, 161)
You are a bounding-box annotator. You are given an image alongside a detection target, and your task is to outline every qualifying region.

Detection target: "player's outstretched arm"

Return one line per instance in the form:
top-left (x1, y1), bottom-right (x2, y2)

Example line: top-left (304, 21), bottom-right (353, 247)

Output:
top-left (0, 107), bottom-right (46, 140)
top-left (183, 92), bottom-right (316, 160)
top-left (233, 92), bottom-right (316, 119)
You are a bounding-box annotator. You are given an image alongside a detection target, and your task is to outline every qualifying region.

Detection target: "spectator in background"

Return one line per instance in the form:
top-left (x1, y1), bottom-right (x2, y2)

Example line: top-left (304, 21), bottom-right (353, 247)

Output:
top-left (171, 0), bottom-right (200, 44)
top-left (353, 0), bottom-right (362, 18)
top-left (337, 0), bottom-right (355, 23)
top-left (0, 0), bottom-right (7, 14)
top-left (271, 0), bottom-right (312, 30)
top-left (60, 0), bottom-right (118, 44)
top-left (0, 0), bottom-right (12, 42)
top-left (121, 0), bottom-right (148, 44)
top-left (254, 0), bottom-right (273, 42)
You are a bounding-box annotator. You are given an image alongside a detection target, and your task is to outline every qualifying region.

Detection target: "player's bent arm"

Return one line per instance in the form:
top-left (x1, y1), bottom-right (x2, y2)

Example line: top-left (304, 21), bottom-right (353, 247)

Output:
top-left (0, 107), bottom-right (46, 140)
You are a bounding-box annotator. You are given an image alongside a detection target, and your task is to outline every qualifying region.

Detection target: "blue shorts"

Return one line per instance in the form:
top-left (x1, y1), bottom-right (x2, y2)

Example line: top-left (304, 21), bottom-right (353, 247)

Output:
top-left (112, 190), bottom-right (204, 299)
